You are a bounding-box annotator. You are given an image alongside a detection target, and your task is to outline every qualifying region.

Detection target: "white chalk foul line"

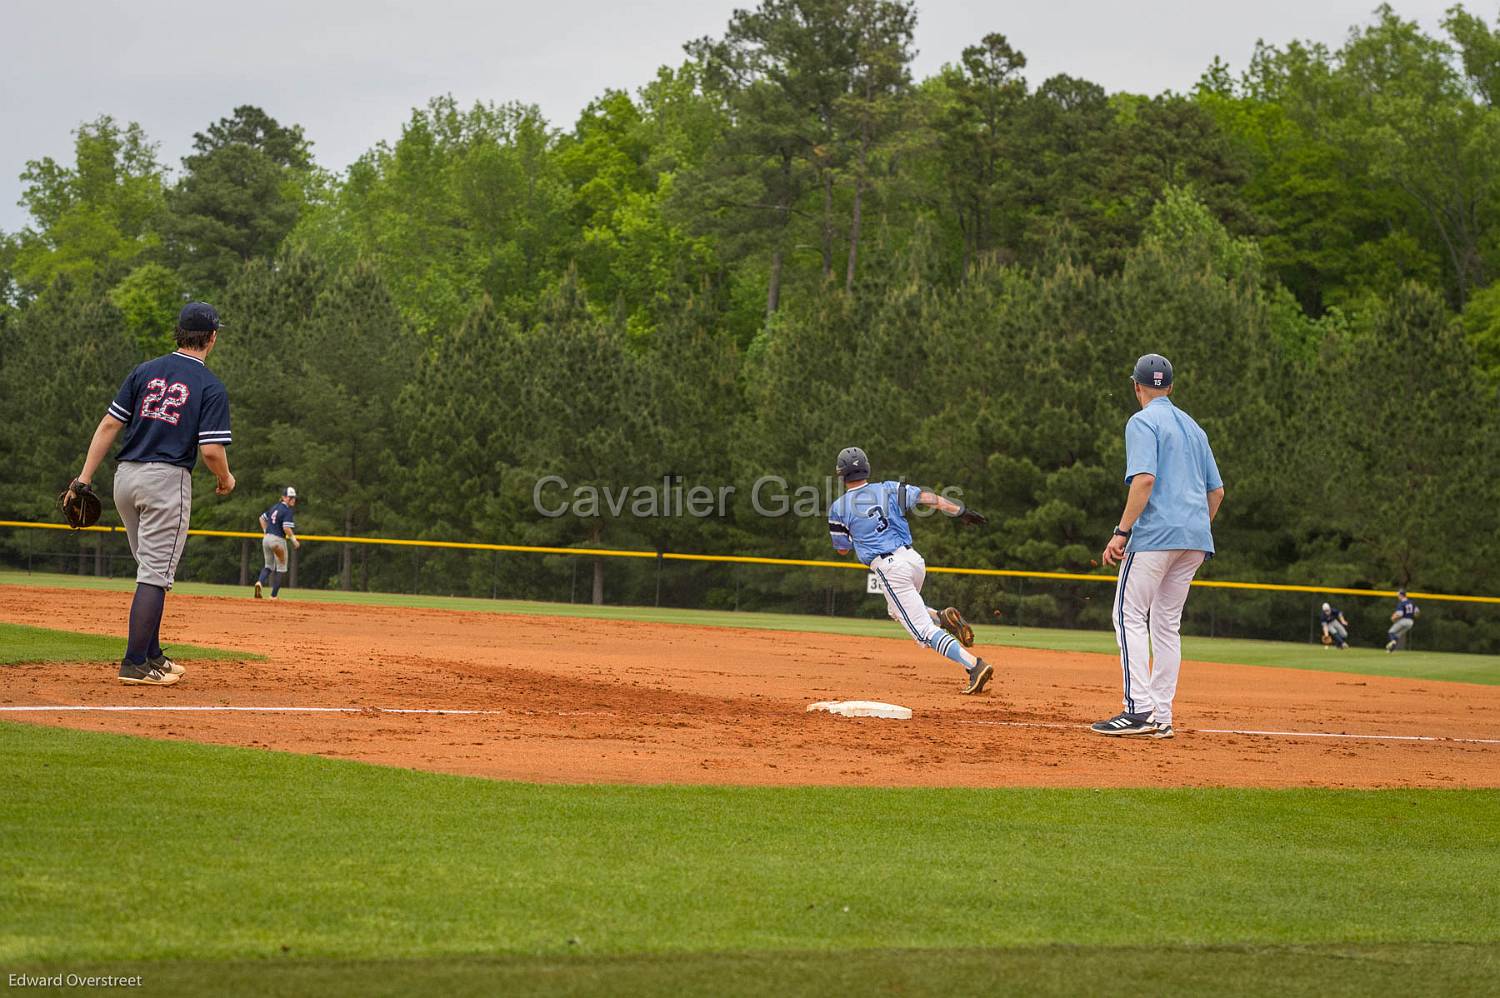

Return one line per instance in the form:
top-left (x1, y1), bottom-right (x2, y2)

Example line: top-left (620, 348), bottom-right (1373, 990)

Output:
top-left (1194, 726), bottom-right (1500, 746)
top-left (957, 718), bottom-right (1500, 746)
top-left (0, 705), bottom-right (612, 717)
top-left (1, 706), bottom-right (1496, 745)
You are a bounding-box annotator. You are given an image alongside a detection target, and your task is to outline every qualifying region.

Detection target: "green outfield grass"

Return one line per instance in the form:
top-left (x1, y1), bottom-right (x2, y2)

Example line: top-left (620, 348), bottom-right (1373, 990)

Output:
top-left (4, 569), bottom-right (1497, 686)
top-left (2, 723), bottom-right (1496, 995)
top-left (0, 621), bottom-right (257, 666)
top-left (17, 946), bottom-right (1500, 997)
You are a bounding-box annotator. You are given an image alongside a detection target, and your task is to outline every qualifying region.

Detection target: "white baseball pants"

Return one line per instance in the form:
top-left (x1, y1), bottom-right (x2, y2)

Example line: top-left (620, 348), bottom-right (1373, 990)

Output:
top-left (1113, 549), bottom-right (1206, 725)
top-left (869, 547), bottom-right (939, 644)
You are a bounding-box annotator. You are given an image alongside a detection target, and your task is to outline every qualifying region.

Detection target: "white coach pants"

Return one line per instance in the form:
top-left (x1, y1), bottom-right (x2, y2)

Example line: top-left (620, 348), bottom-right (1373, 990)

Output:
top-left (870, 547), bottom-right (939, 644)
top-left (1113, 549), bottom-right (1206, 725)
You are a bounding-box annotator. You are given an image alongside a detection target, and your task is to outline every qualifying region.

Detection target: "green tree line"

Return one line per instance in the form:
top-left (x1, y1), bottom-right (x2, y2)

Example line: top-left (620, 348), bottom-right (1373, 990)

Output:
top-left (3, 2), bottom-right (1499, 650)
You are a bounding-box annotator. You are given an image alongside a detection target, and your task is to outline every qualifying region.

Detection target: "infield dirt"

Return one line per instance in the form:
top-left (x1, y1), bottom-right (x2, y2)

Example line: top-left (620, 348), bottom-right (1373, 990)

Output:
top-left (1, 585), bottom-right (1496, 788)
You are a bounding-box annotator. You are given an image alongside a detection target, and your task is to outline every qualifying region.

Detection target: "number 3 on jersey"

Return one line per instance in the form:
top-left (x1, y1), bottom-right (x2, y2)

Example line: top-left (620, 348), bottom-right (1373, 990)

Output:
top-left (141, 379), bottom-right (190, 425)
top-left (866, 505), bottom-right (890, 534)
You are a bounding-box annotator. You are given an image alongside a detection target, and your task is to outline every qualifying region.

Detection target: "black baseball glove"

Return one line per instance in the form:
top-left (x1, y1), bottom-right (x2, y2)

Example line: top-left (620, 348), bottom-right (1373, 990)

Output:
top-left (954, 505), bottom-right (987, 526)
top-left (59, 479), bottom-right (102, 529)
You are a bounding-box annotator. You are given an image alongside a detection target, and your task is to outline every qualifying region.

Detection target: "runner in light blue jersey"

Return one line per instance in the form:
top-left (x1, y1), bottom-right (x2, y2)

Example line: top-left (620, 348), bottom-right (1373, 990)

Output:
top-left (827, 446), bottom-right (995, 695)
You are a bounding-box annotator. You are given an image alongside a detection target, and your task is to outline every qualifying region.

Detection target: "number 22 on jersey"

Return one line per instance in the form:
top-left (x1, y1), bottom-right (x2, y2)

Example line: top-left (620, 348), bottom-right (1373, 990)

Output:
top-left (141, 379), bottom-right (190, 425)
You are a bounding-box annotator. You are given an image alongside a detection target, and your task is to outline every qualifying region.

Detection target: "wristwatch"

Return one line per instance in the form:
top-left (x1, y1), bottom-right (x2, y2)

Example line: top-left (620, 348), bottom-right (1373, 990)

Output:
top-left (1112, 527), bottom-right (1132, 538)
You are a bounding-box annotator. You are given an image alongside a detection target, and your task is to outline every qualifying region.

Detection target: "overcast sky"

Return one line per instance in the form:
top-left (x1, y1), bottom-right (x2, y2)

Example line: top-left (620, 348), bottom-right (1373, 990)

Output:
top-left (0, 0), bottom-right (1461, 233)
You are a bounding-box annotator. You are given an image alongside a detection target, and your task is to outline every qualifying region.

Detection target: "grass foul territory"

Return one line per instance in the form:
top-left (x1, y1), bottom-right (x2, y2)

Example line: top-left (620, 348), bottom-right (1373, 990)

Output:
top-left (2, 724), bottom-right (1497, 995)
top-left (0, 621), bottom-right (257, 666)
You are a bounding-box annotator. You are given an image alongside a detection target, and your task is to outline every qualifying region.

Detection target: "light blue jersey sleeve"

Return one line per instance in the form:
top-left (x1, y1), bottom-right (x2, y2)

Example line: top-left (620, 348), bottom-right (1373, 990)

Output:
top-left (1124, 415), bottom-right (1157, 483)
top-left (1202, 439), bottom-right (1223, 491)
top-left (828, 502), bottom-right (853, 554)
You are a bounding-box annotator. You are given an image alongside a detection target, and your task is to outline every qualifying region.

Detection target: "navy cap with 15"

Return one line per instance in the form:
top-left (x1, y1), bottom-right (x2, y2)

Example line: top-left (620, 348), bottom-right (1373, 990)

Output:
top-left (177, 301), bottom-right (222, 333)
top-left (1132, 353), bottom-right (1172, 388)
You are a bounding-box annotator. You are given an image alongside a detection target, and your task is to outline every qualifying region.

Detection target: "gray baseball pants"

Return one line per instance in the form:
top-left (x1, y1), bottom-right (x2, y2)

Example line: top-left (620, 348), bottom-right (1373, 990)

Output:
top-left (113, 461), bottom-right (192, 589)
top-left (262, 534), bottom-right (289, 571)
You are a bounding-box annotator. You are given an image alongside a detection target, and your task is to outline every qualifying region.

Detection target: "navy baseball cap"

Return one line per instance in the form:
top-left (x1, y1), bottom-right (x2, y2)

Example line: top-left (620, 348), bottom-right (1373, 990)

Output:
top-left (1132, 353), bottom-right (1172, 388)
top-left (177, 301), bottom-right (222, 333)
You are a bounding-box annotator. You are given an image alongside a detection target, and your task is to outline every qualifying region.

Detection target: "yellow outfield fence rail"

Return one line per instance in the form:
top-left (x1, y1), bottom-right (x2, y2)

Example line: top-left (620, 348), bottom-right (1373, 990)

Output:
top-left (3, 518), bottom-right (1498, 606)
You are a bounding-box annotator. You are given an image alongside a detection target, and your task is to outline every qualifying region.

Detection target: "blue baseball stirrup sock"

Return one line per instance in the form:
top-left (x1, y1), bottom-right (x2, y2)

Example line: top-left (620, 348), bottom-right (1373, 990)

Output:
top-left (271, 571), bottom-right (282, 598)
top-left (257, 567), bottom-right (271, 586)
top-left (125, 583), bottom-right (166, 664)
top-left (927, 630), bottom-right (976, 669)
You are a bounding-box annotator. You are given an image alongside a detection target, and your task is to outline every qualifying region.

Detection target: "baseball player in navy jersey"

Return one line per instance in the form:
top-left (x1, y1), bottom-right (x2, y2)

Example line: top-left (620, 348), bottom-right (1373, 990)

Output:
top-left (1094, 355), bottom-right (1224, 739)
top-left (1386, 590), bottom-right (1420, 651)
top-left (1320, 602), bottom-right (1350, 649)
top-left (255, 487), bottom-right (300, 599)
top-left (72, 302), bottom-right (235, 685)
top-left (826, 447), bottom-right (994, 695)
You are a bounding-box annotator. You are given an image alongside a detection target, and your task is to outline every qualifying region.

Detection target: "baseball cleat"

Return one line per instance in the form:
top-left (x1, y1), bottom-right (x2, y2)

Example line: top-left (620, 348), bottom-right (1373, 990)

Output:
top-left (962, 659), bottom-right (993, 695)
top-left (1090, 711), bottom-right (1155, 736)
top-left (149, 652), bottom-right (185, 677)
top-left (1385, 639), bottom-right (1397, 652)
top-left (1149, 722), bottom-right (1175, 739)
top-left (118, 658), bottom-right (180, 686)
top-left (939, 607), bottom-right (975, 648)
top-left (254, 581), bottom-right (262, 599)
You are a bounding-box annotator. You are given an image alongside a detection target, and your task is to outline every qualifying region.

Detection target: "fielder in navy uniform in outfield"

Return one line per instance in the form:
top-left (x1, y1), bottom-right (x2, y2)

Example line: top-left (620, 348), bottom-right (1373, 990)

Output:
top-left (1386, 590), bottom-right (1420, 652)
top-left (1094, 354), bottom-right (1224, 740)
top-left (826, 446), bottom-right (994, 695)
top-left (1320, 602), bottom-right (1350, 649)
top-left (74, 302), bottom-right (235, 686)
top-left (254, 487), bottom-right (300, 600)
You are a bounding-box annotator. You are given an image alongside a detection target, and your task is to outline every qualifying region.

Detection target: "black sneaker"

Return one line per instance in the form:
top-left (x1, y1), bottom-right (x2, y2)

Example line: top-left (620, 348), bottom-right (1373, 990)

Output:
top-left (1090, 711), bottom-right (1154, 736)
top-left (148, 652), bottom-right (185, 677)
top-left (119, 658), bottom-right (179, 686)
top-left (1149, 722), bottom-right (1174, 739)
top-left (962, 659), bottom-right (993, 695)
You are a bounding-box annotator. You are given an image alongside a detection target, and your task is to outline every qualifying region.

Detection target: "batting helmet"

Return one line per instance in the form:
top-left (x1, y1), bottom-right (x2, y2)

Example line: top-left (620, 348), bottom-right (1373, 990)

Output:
top-left (1132, 353), bottom-right (1173, 389)
top-left (835, 446), bottom-right (871, 482)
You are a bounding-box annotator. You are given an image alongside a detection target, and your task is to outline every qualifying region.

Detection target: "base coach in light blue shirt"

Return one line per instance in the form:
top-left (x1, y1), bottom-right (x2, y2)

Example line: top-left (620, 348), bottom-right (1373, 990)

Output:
top-left (1093, 354), bottom-right (1225, 740)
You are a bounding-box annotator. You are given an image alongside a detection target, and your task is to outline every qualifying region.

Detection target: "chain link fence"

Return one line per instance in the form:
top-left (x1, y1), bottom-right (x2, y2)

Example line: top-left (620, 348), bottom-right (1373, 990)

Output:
top-left (4, 525), bottom-right (1498, 654)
